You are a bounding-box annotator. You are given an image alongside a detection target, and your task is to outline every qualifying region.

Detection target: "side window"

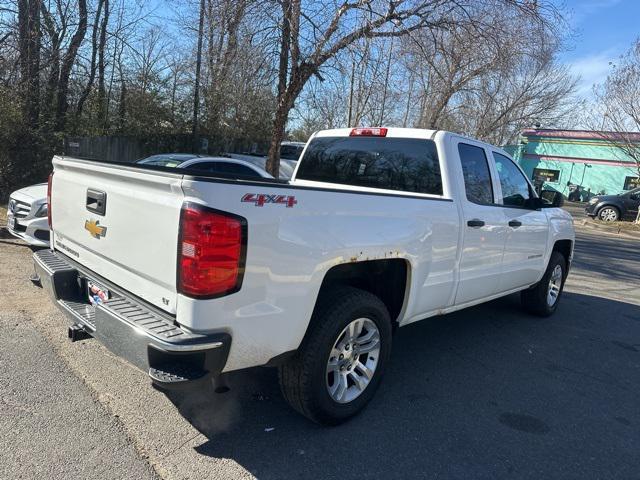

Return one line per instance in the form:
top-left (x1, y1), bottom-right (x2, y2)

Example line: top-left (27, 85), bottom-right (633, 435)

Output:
top-left (458, 143), bottom-right (494, 204)
top-left (184, 161), bottom-right (262, 178)
top-left (492, 152), bottom-right (532, 208)
top-left (222, 163), bottom-right (263, 178)
top-left (184, 161), bottom-right (219, 173)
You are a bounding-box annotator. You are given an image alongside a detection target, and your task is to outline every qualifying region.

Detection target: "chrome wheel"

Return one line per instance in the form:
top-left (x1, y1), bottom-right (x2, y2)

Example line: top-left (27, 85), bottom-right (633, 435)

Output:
top-left (599, 207), bottom-right (618, 222)
top-left (326, 318), bottom-right (380, 404)
top-left (547, 264), bottom-right (563, 307)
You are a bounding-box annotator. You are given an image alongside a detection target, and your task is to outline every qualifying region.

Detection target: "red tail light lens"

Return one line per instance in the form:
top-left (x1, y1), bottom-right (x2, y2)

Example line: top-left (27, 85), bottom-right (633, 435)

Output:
top-left (349, 127), bottom-right (388, 137)
top-left (177, 203), bottom-right (247, 298)
top-left (47, 172), bottom-right (53, 229)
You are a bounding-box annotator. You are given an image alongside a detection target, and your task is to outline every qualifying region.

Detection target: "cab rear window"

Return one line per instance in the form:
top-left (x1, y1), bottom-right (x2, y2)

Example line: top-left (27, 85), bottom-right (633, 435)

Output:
top-left (296, 136), bottom-right (442, 195)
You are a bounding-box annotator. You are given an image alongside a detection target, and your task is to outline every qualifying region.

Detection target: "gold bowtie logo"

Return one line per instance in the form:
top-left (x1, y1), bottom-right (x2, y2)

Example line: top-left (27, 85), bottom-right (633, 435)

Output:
top-left (85, 219), bottom-right (107, 239)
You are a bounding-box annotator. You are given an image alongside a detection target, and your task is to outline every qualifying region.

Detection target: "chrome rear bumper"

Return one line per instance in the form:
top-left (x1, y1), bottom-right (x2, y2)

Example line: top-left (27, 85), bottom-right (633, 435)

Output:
top-left (33, 249), bottom-right (230, 388)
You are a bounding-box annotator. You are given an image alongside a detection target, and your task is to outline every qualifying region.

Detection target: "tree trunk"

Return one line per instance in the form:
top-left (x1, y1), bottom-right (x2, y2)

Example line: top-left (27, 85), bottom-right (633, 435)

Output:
top-left (97, 0), bottom-right (109, 131)
top-left (55, 0), bottom-right (87, 132)
top-left (265, 0), bottom-right (292, 177)
top-left (76, 0), bottom-right (105, 119)
top-left (18, 0), bottom-right (41, 126)
top-left (192, 0), bottom-right (206, 142)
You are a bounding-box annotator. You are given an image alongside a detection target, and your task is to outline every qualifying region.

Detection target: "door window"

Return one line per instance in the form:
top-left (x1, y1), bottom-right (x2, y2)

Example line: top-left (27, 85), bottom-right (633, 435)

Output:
top-left (492, 152), bottom-right (532, 208)
top-left (458, 143), bottom-right (494, 204)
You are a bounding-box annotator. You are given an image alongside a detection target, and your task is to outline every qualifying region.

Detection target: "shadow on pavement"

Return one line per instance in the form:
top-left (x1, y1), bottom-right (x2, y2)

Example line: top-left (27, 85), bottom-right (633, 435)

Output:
top-left (572, 230), bottom-right (640, 283)
top-left (165, 292), bottom-right (640, 479)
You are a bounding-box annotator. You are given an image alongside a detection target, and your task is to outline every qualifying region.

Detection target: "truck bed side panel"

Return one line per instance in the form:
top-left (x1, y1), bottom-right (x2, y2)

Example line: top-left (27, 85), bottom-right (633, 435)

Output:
top-left (177, 178), bottom-right (460, 372)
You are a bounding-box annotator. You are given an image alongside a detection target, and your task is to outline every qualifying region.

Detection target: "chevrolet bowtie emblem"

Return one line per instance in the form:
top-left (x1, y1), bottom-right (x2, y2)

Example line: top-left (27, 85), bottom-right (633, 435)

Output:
top-left (85, 219), bottom-right (107, 239)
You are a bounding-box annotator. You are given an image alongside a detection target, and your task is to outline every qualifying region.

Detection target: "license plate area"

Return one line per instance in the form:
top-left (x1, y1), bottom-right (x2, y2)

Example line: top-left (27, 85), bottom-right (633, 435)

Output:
top-left (86, 280), bottom-right (111, 305)
top-left (7, 214), bottom-right (16, 230)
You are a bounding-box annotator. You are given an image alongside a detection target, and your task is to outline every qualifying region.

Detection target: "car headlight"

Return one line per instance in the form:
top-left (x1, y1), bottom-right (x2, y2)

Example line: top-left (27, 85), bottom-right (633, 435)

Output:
top-left (588, 197), bottom-right (599, 204)
top-left (34, 203), bottom-right (48, 218)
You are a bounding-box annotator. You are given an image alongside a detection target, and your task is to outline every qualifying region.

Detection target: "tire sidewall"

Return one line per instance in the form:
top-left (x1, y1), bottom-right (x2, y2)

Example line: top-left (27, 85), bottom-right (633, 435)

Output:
top-left (598, 206), bottom-right (619, 222)
top-left (539, 252), bottom-right (567, 315)
top-left (307, 296), bottom-right (392, 423)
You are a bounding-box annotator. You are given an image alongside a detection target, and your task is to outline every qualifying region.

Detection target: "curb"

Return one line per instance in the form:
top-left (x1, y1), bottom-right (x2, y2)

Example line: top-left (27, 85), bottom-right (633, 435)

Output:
top-left (575, 219), bottom-right (639, 240)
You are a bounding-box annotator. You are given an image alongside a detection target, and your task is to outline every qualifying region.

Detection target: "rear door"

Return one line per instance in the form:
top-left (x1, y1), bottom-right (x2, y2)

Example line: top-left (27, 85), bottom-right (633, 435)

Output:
top-left (453, 140), bottom-right (508, 305)
top-left (51, 157), bottom-right (184, 313)
top-left (490, 151), bottom-right (549, 290)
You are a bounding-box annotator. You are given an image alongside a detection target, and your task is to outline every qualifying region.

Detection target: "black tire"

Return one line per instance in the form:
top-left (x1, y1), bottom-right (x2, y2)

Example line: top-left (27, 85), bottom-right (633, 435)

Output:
top-left (278, 286), bottom-right (392, 425)
top-left (521, 251), bottom-right (567, 317)
top-left (597, 205), bottom-right (620, 222)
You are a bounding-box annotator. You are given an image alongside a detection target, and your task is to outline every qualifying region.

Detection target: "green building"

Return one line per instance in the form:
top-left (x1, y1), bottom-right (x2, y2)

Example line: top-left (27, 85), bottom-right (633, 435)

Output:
top-left (505, 128), bottom-right (640, 200)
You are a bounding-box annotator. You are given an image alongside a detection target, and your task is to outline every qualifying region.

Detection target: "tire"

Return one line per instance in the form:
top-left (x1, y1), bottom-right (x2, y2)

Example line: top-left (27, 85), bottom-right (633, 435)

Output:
top-left (521, 251), bottom-right (567, 317)
top-left (278, 286), bottom-right (392, 425)
top-left (597, 206), bottom-right (619, 222)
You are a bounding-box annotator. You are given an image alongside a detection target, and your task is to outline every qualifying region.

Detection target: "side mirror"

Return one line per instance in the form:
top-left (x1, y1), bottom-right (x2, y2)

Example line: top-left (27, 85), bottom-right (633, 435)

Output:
top-left (540, 190), bottom-right (564, 207)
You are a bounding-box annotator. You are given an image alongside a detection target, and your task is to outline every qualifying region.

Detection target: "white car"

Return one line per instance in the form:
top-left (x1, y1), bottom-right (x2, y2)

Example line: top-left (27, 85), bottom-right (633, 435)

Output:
top-left (34, 127), bottom-right (574, 425)
top-left (6, 183), bottom-right (50, 247)
top-left (6, 156), bottom-right (273, 248)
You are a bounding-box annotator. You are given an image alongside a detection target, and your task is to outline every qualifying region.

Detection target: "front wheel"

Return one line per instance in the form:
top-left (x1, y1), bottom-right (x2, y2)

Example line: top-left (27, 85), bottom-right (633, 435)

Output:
top-left (598, 206), bottom-right (619, 222)
top-left (521, 251), bottom-right (567, 317)
top-left (278, 286), bottom-right (392, 425)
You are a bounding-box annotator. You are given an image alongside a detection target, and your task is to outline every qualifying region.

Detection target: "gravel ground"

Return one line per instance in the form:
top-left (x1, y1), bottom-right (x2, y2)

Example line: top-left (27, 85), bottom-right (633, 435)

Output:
top-left (0, 213), bottom-right (639, 479)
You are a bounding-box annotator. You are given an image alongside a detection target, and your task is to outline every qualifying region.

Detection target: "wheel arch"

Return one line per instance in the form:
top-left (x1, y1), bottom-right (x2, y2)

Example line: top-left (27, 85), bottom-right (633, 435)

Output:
top-left (552, 238), bottom-right (573, 278)
top-left (315, 259), bottom-right (410, 327)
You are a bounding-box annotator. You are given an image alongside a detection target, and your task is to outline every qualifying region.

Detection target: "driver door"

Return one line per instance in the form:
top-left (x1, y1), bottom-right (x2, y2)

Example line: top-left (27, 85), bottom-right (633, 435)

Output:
top-left (491, 151), bottom-right (550, 291)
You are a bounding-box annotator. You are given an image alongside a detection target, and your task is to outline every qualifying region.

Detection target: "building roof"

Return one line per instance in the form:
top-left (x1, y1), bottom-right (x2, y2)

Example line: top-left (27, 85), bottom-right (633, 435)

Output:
top-left (522, 128), bottom-right (640, 142)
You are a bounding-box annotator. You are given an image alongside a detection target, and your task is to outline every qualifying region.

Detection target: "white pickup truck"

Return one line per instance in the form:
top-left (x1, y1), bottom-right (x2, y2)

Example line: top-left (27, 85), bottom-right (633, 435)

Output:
top-left (34, 127), bottom-right (574, 425)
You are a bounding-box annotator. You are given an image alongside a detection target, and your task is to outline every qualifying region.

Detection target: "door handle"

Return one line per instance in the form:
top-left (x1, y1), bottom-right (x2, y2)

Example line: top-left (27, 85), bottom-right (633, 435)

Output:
top-left (508, 220), bottom-right (522, 228)
top-left (467, 219), bottom-right (485, 228)
top-left (86, 189), bottom-right (107, 216)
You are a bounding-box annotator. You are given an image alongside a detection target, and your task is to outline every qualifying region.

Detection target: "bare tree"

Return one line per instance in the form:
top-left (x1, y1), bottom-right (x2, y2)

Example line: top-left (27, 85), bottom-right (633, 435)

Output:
top-left (18, 0), bottom-right (41, 125)
top-left (265, 0), bottom-right (562, 177)
top-left (592, 39), bottom-right (640, 222)
top-left (55, 0), bottom-right (87, 131)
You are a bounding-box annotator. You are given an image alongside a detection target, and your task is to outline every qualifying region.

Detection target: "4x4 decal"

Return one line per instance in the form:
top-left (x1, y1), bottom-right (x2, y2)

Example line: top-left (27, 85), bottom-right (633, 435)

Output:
top-left (241, 193), bottom-right (297, 208)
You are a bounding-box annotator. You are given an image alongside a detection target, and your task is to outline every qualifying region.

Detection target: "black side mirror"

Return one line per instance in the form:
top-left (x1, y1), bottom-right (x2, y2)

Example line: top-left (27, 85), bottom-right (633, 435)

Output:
top-left (540, 190), bottom-right (564, 207)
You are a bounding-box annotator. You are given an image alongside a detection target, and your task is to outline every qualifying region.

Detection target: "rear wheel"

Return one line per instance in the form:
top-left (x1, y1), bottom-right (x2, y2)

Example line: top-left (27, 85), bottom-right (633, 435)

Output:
top-left (278, 286), bottom-right (392, 425)
top-left (521, 251), bottom-right (567, 317)
top-left (598, 206), bottom-right (619, 222)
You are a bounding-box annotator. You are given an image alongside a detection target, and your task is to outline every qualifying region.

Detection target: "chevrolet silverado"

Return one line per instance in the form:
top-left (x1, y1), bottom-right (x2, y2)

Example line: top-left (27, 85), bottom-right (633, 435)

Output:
top-left (33, 127), bottom-right (574, 425)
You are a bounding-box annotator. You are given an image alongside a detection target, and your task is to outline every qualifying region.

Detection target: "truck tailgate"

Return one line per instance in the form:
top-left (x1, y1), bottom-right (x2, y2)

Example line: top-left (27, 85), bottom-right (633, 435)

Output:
top-left (50, 156), bottom-right (184, 313)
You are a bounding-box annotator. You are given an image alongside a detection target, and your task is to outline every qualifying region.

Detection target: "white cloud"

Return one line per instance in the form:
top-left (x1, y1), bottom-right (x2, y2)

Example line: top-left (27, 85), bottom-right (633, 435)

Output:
top-left (568, 50), bottom-right (619, 98)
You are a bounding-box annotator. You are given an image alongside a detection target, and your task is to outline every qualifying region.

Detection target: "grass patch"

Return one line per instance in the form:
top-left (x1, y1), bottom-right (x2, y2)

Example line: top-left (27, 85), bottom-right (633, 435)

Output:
top-left (0, 205), bottom-right (6, 224)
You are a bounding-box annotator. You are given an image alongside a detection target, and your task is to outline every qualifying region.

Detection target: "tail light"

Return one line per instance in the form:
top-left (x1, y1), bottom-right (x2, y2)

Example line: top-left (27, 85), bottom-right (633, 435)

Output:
top-left (177, 203), bottom-right (247, 298)
top-left (349, 127), bottom-right (388, 137)
top-left (47, 172), bottom-right (53, 229)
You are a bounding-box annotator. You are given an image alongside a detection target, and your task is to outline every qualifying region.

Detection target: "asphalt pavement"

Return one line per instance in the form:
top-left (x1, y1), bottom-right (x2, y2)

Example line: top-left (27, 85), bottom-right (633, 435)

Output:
top-left (0, 222), bottom-right (638, 479)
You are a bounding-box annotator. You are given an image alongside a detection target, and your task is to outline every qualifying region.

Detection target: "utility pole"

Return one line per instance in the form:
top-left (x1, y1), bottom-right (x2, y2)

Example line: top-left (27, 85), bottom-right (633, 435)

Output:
top-left (192, 0), bottom-right (205, 146)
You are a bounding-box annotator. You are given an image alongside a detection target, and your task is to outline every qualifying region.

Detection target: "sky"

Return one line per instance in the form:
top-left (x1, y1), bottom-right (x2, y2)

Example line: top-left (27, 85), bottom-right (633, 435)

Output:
top-left (561, 0), bottom-right (640, 98)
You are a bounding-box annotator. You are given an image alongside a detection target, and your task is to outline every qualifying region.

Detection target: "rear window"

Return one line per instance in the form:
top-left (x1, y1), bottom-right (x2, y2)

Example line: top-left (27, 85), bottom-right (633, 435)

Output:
top-left (296, 136), bottom-right (442, 195)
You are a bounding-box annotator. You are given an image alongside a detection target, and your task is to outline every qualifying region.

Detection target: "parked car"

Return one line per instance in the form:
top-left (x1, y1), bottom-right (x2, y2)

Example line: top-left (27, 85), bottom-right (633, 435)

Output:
top-left (227, 141), bottom-right (306, 179)
top-left (34, 127), bottom-right (574, 425)
top-left (584, 187), bottom-right (640, 222)
top-left (135, 153), bottom-right (204, 167)
top-left (6, 155), bottom-right (272, 248)
top-left (138, 155), bottom-right (274, 179)
top-left (6, 183), bottom-right (50, 247)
